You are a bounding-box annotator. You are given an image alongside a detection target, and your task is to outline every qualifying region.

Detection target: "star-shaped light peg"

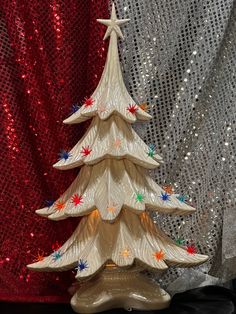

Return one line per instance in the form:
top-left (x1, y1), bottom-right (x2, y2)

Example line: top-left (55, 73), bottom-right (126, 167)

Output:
top-left (113, 138), bottom-right (121, 148)
top-left (97, 3), bottom-right (130, 40)
top-left (120, 248), bottom-right (130, 257)
top-left (107, 205), bottom-right (116, 213)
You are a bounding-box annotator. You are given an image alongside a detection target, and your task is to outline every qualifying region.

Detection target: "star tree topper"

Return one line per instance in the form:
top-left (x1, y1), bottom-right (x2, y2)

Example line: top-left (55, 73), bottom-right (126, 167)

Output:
top-left (97, 3), bottom-right (130, 40)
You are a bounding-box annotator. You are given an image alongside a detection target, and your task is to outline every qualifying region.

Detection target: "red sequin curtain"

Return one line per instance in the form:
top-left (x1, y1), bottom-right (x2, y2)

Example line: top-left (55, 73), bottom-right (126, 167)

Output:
top-left (0, 0), bottom-right (108, 302)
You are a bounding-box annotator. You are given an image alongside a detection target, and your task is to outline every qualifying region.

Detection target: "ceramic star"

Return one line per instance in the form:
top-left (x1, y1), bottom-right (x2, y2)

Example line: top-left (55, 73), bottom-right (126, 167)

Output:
top-left (97, 3), bottom-right (130, 40)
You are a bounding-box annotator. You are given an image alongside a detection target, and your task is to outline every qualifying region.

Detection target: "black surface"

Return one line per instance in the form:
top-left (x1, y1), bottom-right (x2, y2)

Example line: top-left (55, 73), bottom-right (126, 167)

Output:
top-left (1, 286), bottom-right (236, 314)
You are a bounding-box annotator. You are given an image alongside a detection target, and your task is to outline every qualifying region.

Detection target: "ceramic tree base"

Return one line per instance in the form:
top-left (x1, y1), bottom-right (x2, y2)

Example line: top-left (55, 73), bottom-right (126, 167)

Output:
top-left (70, 268), bottom-right (171, 313)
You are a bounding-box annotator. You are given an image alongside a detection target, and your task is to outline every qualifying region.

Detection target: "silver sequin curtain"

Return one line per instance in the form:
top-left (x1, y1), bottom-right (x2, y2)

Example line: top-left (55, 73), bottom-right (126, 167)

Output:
top-left (113, 0), bottom-right (236, 292)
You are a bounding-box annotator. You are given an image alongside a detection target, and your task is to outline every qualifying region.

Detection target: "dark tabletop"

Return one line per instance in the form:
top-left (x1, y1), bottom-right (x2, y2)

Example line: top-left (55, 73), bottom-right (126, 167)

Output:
top-left (1, 286), bottom-right (236, 314)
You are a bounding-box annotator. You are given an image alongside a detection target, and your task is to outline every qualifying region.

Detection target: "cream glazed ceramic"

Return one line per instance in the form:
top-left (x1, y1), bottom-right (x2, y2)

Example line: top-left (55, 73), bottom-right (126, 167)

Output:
top-left (53, 115), bottom-right (162, 171)
top-left (36, 159), bottom-right (196, 222)
top-left (70, 268), bottom-right (171, 313)
top-left (28, 210), bottom-right (208, 277)
top-left (28, 3), bottom-right (208, 313)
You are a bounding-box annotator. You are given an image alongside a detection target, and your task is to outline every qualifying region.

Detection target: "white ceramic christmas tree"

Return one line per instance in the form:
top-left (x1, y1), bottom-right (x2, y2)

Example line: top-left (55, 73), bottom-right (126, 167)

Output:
top-left (28, 4), bottom-right (208, 313)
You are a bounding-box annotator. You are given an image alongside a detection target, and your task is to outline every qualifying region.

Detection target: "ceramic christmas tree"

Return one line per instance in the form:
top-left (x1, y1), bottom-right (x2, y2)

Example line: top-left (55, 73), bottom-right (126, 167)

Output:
top-left (28, 4), bottom-right (208, 313)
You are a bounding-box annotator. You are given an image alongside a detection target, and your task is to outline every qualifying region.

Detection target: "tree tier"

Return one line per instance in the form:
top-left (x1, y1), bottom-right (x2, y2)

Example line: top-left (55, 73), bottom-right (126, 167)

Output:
top-left (63, 31), bottom-right (151, 125)
top-left (37, 159), bottom-right (196, 221)
top-left (27, 209), bottom-right (208, 279)
top-left (54, 115), bottom-right (162, 170)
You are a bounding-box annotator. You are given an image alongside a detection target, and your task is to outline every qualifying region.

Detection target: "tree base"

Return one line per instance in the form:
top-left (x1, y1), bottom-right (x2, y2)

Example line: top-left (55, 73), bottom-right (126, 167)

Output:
top-left (70, 268), bottom-right (171, 313)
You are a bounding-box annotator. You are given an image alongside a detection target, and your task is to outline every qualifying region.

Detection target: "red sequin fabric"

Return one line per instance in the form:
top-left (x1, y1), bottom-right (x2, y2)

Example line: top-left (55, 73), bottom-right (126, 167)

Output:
top-left (0, 0), bottom-right (108, 302)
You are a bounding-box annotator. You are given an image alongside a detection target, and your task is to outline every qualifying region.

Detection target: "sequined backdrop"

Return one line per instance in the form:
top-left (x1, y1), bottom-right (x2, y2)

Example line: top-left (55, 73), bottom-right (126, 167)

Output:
top-left (0, 0), bottom-right (235, 302)
top-left (115, 0), bottom-right (236, 292)
top-left (0, 0), bottom-right (108, 302)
